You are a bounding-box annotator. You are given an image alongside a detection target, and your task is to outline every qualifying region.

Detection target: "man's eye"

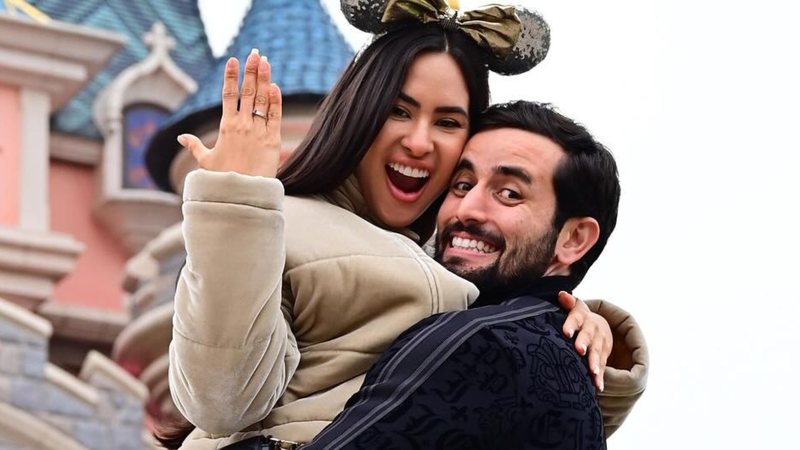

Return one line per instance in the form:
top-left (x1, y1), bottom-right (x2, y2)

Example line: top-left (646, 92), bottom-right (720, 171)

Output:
top-left (452, 181), bottom-right (471, 193)
top-left (498, 188), bottom-right (521, 200)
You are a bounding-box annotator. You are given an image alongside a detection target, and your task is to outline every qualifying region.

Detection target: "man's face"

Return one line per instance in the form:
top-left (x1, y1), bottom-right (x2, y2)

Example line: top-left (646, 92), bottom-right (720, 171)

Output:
top-left (435, 128), bottom-right (565, 294)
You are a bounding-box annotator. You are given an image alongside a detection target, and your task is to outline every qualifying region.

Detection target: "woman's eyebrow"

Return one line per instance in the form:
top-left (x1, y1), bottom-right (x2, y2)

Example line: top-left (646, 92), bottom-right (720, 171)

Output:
top-left (398, 91), bottom-right (420, 107)
top-left (398, 91), bottom-right (468, 117)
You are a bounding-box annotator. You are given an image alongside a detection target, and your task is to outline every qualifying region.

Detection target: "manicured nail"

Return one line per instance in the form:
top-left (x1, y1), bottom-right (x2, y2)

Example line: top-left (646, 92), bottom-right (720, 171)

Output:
top-left (593, 365), bottom-right (600, 375)
top-left (581, 343), bottom-right (588, 354)
top-left (251, 48), bottom-right (259, 55)
top-left (261, 55), bottom-right (268, 64)
top-left (567, 327), bottom-right (574, 338)
top-left (176, 134), bottom-right (187, 145)
top-left (600, 380), bottom-right (605, 392)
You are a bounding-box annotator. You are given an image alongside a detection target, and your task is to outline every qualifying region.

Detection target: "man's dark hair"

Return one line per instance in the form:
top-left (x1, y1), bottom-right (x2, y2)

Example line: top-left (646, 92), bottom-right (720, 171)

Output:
top-left (477, 101), bottom-right (621, 287)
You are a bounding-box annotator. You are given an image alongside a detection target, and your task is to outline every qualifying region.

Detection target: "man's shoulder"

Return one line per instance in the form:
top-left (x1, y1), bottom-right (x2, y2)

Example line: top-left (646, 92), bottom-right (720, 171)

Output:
top-left (364, 297), bottom-right (562, 380)
top-left (411, 299), bottom-right (604, 447)
top-left (481, 300), bottom-right (572, 351)
top-left (480, 307), bottom-right (590, 382)
top-left (388, 298), bottom-right (580, 374)
top-left (395, 296), bottom-right (565, 350)
top-left (424, 297), bottom-right (598, 403)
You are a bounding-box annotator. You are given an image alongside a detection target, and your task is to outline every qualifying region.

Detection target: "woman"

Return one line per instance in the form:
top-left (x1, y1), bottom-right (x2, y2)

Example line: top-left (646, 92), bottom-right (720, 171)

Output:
top-left (162, 3), bottom-right (645, 449)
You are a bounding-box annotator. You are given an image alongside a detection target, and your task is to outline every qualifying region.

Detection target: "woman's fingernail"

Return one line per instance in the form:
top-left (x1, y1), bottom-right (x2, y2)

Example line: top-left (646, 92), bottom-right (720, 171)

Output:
top-left (261, 55), bottom-right (268, 64)
top-left (600, 381), bottom-right (605, 392)
top-left (581, 343), bottom-right (588, 354)
top-left (593, 365), bottom-right (600, 375)
top-left (567, 327), bottom-right (574, 338)
top-left (251, 48), bottom-right (259, 56)
top-left (176, 134), bottom-right (186, 145)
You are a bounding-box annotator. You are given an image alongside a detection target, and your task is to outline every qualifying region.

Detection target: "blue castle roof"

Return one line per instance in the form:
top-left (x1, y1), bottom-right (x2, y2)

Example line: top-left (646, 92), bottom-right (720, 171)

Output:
top-left (166, 0), bottom-right (354, 126)
top-left (27, 0), bottom-right (214, 139)
top-left (144, 0), bottom-right (355, 192)
top-left (0, 0), bottom-right (50, 21)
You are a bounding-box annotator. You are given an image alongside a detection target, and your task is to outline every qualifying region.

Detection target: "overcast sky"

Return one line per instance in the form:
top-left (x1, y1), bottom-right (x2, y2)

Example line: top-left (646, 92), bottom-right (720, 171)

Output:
top-left (198, 1), bottom-right (800, 448)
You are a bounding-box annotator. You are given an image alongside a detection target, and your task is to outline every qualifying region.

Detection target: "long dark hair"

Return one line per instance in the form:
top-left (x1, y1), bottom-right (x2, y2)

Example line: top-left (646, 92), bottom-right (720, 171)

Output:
top-left (155, 23), bottom-right (490, 450)
top-left (279, 22), bottom-right (490, 240)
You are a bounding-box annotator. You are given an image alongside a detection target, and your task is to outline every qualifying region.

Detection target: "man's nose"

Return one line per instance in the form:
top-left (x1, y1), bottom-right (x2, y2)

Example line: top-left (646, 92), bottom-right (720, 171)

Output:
top-left (401, 122), bottom-right (434, 157)
top-left (455, 187), bottom-right (489, 224)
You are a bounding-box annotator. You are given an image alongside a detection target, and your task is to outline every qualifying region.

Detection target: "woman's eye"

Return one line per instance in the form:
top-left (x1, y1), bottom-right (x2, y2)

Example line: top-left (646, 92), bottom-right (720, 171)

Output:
top-left (499, 189), bottom-right (521, 201)
top-left (437, 118), bottom-right (463, 129)
top-left (391, 106), bottom-right (410, 118)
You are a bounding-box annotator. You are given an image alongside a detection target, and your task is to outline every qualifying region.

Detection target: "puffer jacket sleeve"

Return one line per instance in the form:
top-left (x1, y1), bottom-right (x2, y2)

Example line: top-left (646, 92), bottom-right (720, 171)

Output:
top-left (586, 299), bottom-right (649, 438)
top-left (169, 169), bottom-right (300, 435)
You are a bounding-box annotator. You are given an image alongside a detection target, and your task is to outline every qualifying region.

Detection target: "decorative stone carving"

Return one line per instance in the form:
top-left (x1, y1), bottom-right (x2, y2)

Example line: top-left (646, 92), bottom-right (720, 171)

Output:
top-left (93, 22), bottom-right (197, 254)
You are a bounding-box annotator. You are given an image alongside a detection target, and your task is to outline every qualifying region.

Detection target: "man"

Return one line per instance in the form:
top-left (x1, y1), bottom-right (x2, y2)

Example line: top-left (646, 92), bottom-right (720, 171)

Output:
top-left (300, 101), bottom-right (622, 449)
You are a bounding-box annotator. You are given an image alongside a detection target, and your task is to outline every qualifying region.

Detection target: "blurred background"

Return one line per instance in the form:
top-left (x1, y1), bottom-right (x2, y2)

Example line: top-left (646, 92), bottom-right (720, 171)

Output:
top-left (0, 0), bottom-right (797, 448)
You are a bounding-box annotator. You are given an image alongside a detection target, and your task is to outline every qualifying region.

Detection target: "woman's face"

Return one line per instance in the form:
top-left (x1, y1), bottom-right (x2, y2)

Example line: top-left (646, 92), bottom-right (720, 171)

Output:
top-left (356, 52), bottom-right (470, 228)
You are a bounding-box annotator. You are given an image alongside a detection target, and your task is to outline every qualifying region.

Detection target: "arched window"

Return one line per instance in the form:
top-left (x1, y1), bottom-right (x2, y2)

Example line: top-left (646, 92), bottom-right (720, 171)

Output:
top-left (122, 104), bottom-right (169, 189)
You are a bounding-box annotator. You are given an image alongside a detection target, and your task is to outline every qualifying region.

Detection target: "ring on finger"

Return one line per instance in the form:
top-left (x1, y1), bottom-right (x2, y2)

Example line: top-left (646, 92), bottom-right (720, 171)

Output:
top-left (252, 109), bottom-right (267, 120)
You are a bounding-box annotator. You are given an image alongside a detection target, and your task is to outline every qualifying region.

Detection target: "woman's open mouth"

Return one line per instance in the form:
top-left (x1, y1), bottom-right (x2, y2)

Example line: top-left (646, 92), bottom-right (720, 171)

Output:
top-left (385, 163), bottom-right (430, 202)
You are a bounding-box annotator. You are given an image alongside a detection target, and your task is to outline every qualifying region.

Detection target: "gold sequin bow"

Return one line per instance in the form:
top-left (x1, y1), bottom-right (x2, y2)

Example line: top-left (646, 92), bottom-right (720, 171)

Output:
top-left (341, 0), bottom-right (550, 74)
top-left (381, 0), bottom-right (521, 60)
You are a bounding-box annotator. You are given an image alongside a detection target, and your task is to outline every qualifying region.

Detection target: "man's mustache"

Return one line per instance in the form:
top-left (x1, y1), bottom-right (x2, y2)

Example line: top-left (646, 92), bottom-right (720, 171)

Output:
top-left (439, 221), bottom-right (504, 249)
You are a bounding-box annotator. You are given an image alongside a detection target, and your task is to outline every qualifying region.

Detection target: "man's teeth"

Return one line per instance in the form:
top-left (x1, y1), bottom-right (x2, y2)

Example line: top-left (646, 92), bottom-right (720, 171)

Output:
top-left (451, 237), bottom-right (497, 253)
top-left (388, 162), bottom-right (430, 179)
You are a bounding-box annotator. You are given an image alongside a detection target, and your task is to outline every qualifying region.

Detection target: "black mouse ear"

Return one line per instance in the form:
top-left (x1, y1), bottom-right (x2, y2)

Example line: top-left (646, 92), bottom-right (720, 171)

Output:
top-left (488, 8), bottom-right (551, 76)
top-left (340, 0), bottom-right (394, 34)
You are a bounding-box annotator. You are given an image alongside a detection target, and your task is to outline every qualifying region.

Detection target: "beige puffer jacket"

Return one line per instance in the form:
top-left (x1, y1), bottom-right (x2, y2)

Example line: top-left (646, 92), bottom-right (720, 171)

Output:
top-left (171, 170), bottom-right (648, 449)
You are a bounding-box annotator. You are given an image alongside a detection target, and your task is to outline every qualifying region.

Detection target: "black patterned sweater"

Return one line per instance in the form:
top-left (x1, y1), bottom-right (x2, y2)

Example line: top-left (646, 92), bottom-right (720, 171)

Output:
top-left (302, 276), bottom-right (606, 450)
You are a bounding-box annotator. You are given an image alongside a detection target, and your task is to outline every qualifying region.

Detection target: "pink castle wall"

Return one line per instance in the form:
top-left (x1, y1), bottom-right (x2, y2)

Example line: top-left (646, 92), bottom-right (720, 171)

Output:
top-left (49, 161), bottom-right (127, 311)
top-left (0, 83), bottom-right (20, 226)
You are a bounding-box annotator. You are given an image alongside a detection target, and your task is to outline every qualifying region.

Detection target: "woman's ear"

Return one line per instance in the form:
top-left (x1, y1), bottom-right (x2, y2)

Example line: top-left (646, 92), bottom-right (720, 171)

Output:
top-left (554, 217), bottom-right (600, 267)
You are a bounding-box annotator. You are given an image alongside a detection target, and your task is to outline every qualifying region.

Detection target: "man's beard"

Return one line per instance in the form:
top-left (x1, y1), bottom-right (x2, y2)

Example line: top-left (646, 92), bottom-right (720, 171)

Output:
top-left (435, 220), bottom-right (559, 300)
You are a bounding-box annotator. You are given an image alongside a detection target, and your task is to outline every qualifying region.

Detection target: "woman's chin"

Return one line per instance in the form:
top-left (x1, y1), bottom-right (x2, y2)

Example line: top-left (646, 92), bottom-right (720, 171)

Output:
top-left (373, 200), bottom-right (431, 228)
top-left (376, 209), bottom-right (419, 228)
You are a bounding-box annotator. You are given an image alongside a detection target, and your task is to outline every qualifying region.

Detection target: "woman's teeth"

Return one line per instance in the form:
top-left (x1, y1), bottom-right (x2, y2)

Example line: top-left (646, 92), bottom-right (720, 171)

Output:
top-left (451, 236), bottom-right (497, 253)
top-left (388, 162), bottom-right (430, 179)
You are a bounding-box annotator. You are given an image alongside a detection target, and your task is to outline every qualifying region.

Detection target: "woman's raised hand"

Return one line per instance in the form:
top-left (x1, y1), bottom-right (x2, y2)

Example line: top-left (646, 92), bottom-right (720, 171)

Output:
top-left (177, 49), bottom-right (282, 178)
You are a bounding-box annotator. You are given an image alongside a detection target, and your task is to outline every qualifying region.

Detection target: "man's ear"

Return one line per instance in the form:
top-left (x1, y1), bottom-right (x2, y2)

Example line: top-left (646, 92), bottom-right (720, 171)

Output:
top-left (554, 217), bottom-right (600, 267)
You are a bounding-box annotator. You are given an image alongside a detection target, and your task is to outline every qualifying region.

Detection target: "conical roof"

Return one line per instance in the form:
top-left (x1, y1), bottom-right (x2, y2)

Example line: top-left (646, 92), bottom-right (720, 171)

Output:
top-left (0, 0), bottom-right (50, 22)
top-left (145, 0), bottom-right (354, 192)
top-left (27, 0), bottom-right (214, 139)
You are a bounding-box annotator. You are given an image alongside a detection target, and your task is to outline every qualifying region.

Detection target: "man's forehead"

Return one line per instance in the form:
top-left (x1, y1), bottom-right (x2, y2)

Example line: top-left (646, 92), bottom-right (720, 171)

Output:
top-left (461, 128), bottom-right (564, 173)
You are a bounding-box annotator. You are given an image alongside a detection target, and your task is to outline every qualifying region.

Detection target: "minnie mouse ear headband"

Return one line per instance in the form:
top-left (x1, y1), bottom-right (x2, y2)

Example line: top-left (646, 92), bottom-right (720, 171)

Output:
top-left (341, 0), bottom-right (550, 75)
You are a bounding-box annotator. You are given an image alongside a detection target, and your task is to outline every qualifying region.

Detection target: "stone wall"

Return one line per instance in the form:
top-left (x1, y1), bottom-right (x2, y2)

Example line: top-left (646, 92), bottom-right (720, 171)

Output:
top-left (0, 297), bottom-right (154, 450)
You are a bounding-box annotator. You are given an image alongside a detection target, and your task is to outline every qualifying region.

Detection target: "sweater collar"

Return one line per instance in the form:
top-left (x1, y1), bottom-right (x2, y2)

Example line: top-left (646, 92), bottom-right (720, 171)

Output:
top-left (506, 275), bottom-right (574, 306)
top-left (472, 275), bottom-right (574, 308)
top-left (320, 175), bottom-right (421, 243)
